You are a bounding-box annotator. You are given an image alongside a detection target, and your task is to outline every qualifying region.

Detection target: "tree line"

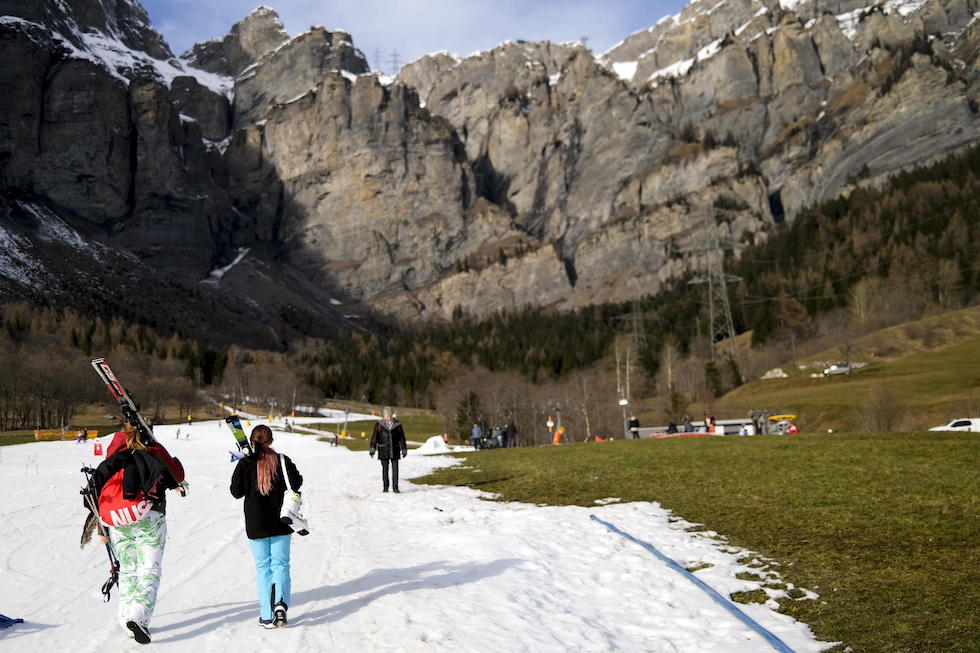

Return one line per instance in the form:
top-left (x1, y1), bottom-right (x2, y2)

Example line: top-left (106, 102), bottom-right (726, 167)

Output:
top-left (5, 146), bottom-right (977, 434)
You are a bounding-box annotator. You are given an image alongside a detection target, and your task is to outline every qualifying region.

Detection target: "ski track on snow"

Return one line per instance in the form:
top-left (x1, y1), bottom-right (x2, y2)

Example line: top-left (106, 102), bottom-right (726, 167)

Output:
top-left (0, 421), bottom-right (833, 652)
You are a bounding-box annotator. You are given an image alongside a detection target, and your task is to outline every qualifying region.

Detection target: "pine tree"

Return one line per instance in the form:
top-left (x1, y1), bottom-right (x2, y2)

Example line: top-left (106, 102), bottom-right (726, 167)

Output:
top-left (454, 391), bottom-right (482, 440)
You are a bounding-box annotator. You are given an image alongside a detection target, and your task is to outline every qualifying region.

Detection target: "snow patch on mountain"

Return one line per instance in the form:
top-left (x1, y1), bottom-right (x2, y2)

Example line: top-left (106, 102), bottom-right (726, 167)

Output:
top-left (19, 202), bottom-right (91, 252)
top-left (0, 225), bottom-right (44, 291)
top-left (612, 60), bottom-right (638, 80)
top-left (883, 0), bottom-right (929, 16)
top-left (836, 7), bottom-right (871, 40)
top-left (735, 6), bottom-right (770, 36)
top-left (204, 247), bottom-right (251, 282)
top-left (648, 57), bottom-right (695, 84)
top-left (1, 12), bottom-right (233, 98)
top-left (77, 30), bottom-right (232, 98)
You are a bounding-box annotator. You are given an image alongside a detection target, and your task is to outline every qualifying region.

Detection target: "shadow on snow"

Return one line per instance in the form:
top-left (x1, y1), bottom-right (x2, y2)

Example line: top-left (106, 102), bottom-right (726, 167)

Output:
top-left (152, 558), bottom-right (520, 641)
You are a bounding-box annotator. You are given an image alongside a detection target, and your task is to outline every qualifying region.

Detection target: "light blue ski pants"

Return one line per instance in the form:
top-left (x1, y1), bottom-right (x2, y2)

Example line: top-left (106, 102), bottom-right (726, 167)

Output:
top-left (249, 535), bottom-right (291, 620)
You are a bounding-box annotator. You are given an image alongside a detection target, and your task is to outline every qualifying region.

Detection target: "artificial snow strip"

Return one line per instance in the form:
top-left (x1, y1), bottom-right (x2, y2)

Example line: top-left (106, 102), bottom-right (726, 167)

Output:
top-left (590, 515), bottom-right (796, 653)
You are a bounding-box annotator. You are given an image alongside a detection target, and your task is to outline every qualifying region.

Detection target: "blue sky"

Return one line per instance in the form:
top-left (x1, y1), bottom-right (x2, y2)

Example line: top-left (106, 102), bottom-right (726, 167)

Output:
top-left (141, 0), bottom-right (689, 72)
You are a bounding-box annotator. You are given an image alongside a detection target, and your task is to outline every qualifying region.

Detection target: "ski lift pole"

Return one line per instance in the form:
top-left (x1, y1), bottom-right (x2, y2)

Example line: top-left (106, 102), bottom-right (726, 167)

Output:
top-left (81, 465), bottom-right (120, 601)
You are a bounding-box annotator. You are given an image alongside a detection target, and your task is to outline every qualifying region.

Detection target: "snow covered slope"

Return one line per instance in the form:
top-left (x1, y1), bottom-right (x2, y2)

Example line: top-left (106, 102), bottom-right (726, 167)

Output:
top-left (0, 421), bottom-right (833, 651)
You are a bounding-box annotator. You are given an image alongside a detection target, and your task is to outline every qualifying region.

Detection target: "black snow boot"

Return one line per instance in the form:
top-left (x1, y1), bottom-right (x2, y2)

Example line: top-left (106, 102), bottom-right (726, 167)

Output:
top-left (127, 621), bottom-right (151, 644)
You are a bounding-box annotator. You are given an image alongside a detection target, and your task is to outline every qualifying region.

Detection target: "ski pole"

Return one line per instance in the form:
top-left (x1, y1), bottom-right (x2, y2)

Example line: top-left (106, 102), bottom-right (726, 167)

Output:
top-left (81, 466), bottom-right (120, 602)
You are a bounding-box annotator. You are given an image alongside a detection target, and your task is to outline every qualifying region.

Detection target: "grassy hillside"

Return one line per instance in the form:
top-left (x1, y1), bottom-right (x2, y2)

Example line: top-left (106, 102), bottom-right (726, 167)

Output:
top-left (714, 307), bottom-right (980, 431)
top-left (415, 432), bottom-right (980, 652)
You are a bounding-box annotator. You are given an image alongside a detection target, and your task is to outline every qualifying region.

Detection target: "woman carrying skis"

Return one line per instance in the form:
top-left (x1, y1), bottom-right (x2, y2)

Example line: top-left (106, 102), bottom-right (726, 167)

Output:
top-left (369, 407), bottom-right (408, 492)
top-left (230, 425), bottom-right (303, 628)
top-left (92, 423), bottom-right (185, 644)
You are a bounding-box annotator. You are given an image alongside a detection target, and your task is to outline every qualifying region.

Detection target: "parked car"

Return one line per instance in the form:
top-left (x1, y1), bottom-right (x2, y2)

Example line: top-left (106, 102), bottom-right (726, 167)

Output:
top-left (928, 418), bottom-right (980, 433)
top-left (823, 362), bottom-right (852, 376)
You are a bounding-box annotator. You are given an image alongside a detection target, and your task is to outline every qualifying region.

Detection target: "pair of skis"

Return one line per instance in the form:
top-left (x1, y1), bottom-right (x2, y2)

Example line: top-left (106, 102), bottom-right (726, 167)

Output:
top-left (90, 358), bottom-right (187, 494)
top-left (90, 358), bottom-right (156, 445)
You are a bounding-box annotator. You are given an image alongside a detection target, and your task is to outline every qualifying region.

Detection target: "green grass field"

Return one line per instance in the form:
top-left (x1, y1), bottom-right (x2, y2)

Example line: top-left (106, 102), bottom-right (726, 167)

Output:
top-left (718, 333), bottom-right (980, 431)
top-left (415, 432), bottom-right (980, 652)
top-left (0, 432), bottom-right (36, 446)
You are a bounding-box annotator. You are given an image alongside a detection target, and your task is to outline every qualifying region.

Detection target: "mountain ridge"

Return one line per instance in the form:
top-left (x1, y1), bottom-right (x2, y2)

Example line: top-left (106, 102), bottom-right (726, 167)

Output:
top-left (0, 0), bottom-right (977, 338)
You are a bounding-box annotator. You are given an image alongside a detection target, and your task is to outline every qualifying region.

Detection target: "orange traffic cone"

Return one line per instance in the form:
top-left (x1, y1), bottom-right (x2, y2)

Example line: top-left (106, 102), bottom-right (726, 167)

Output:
top-left (93, 441), bottom-right (103, 456)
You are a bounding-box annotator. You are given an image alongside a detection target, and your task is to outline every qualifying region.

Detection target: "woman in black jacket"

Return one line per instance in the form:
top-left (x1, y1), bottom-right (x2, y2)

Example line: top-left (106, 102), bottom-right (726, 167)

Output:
top-left (369, 407), bottom-right (407, 493)
top-left (230, 425), bottom-right (303, 629)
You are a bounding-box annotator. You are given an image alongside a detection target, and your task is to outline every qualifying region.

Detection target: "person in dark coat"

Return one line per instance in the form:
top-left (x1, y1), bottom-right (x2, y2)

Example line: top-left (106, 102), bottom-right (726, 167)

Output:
top-left (230, 425), bottom-right (303, 629)
top-left (369, 407), bottom-right (408, 493)
top-left (628, 415), bottom-right (640, 439)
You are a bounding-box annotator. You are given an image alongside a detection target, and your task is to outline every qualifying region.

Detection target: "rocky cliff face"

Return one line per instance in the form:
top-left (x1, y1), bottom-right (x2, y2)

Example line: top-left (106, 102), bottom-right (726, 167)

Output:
top-left (386, 0), bottom-right (980, 318)
top-left (1, 0), bottom-right (978, 335)
top-left (0, 1), bottom-right (365, 346)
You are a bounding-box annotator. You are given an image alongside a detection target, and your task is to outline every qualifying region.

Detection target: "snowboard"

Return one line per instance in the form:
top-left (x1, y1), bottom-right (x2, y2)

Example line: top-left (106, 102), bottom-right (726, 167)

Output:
top-left (225, 414), bottom-right (253, 457)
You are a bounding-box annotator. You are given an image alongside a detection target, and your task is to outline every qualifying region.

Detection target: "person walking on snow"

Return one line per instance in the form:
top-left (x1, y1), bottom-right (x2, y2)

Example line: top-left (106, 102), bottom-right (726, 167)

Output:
top-left (230, 425), bottom-right (304, 629)
top-left (91, 423), bottom-right (185, 644)
top-left (370, 407), bottom-right (407, 492)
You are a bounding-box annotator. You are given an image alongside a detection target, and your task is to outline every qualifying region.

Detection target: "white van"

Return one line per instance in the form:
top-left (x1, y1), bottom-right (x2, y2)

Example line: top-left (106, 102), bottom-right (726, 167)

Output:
top-left (929, 418), bottom-right (980, 433)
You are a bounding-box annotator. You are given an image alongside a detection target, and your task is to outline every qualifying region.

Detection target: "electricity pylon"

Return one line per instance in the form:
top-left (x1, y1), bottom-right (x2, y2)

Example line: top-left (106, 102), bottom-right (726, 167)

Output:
top-left (686, 216), bottom-right (740, 363)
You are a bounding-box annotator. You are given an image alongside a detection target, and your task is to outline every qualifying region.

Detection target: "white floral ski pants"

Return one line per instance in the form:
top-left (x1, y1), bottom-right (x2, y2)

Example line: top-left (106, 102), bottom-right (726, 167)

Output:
top-left (109, 510), bottom-right (167, 628)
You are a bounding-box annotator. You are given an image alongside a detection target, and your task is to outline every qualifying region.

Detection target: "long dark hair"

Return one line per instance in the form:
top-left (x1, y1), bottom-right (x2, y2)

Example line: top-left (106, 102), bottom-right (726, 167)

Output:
top-left (250, 425), bottom-right (278, 496)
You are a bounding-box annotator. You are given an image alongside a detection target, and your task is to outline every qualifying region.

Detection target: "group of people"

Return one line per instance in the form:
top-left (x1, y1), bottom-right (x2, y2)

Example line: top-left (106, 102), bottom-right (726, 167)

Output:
top-left (469, 422), bottom-right (516, 449)
top-left (84, 407), bottom-right (412, 643)
top-left (84, 423), bottom-right (305, 643)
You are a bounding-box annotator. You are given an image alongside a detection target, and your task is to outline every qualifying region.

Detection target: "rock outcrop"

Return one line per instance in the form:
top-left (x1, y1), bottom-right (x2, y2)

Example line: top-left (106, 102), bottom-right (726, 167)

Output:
top-left (180, 6), bottom-right (289, 77)
top-left (233, 26), bottom-right (369, 127)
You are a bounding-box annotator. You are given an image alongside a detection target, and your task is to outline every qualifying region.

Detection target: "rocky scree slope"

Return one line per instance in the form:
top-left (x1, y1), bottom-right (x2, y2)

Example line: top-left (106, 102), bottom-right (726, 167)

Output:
top-left (1, 0), bottom-right (978, 332)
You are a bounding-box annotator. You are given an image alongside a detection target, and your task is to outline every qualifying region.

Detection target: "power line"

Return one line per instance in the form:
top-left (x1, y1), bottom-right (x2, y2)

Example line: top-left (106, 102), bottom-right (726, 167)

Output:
top-left (387, 49), bottom-right (402, 74)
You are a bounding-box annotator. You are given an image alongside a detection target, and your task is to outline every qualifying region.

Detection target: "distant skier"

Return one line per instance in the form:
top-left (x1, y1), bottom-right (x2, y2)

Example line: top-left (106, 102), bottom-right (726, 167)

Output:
top-left (91, 424), bottom-right (185, 644)
top-left (470, 424), bottom-right (482, 449)
top-left (628, 415), bottom-right (640, 439)
top-left (230, 425), bottom-right (303, 629)
top-left (369, 407), bottom-right (407, 493)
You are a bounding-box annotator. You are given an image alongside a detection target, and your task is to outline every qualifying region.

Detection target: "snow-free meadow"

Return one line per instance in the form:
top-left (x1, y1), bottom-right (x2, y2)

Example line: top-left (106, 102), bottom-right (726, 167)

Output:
top-left (0, 420), bottom-right (833, 652)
